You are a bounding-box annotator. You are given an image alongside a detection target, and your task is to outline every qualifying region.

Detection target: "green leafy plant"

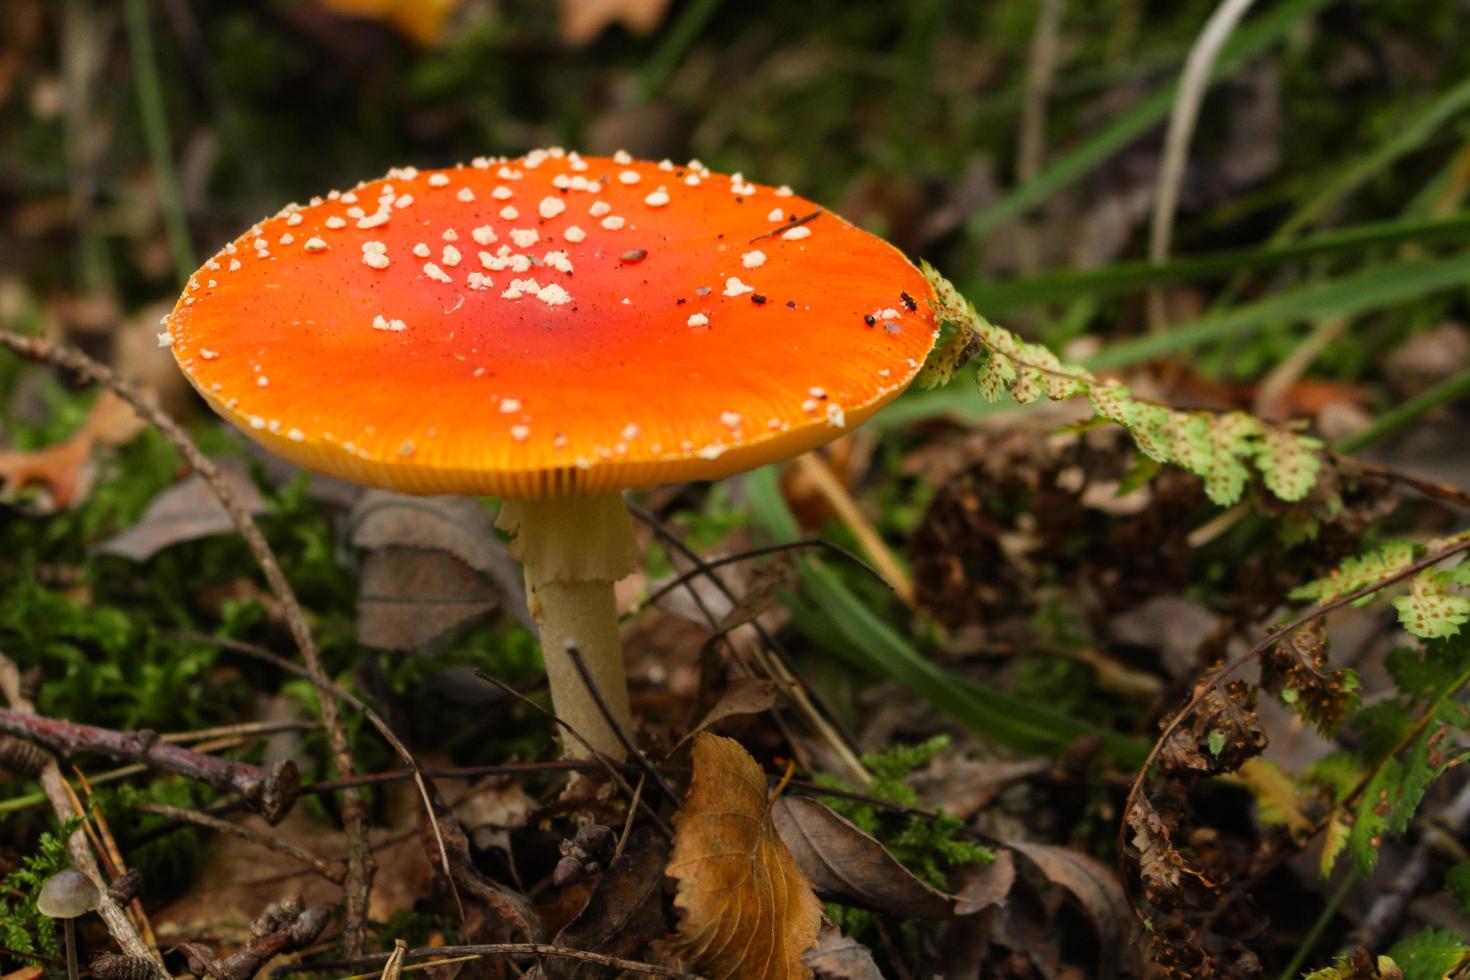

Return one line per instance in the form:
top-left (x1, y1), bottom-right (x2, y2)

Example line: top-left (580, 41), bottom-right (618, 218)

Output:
top-left (816, 736), bottom-right (993, 938)
top-left (0, 818), bottom-right (81, 963)
top-left (918, 263), bottom-right (1325, 507)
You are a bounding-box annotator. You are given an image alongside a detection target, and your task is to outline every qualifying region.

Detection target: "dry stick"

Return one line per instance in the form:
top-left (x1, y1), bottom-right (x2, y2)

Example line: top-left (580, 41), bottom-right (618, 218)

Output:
top-left (1146, 0), bottom-right (1259, 334)
top-left (1192, 459), bottom-right (1470, 550)
top-left (1014, 0), bottom-right (1064, 276)
top-left (134, 801), bottom-right (346, 883)
top-left (748, 209), bottom-right (822, 244)
top-left (471, 668), bottom-right (674, 839)
top-left (564, 644), bottom-right (680, 804)
top-left (1338, 456), bottom-right (1470, 511)
top-left (0, 654), bottom-right (166, 979)
top-left (0, 732), bottom-right (283, 816)
top-left (0, 707), bottom-right (299, 823)
top-left (1119, 533), bottom-right (1470, 907)
top-left (158, 718), bottom-right (320, 745)
top-left (636, 538), bottom-right (887, 612)
top-left (171, 632), bottom-right (463, 921)
top-left (1253, 316), bottom-right (1349, 418)
top-left (613, 775), bottom-right (646, 866)
top-left (790, 453), bottom-right (915, 606)
top-left (303, 759), bottom-right (981, 824)
top-left (273, 943), bottom-right (705, 979)
top-left (0, 331), bottom-right (374, 954)
top-left (628, 504), bottom-right (872, 786)
top-left (73, 770), bottom-right (158, 951)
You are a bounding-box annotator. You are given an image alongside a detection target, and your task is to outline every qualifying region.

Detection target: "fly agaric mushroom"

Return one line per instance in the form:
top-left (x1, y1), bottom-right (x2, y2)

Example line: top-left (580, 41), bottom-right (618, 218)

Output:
top-left (163, 150), bottom-right (938, 760)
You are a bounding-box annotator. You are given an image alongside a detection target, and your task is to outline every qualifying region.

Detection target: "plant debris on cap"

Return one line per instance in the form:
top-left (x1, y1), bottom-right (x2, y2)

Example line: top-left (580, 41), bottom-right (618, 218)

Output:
top-left (164, 149), bottom-right (939, 498)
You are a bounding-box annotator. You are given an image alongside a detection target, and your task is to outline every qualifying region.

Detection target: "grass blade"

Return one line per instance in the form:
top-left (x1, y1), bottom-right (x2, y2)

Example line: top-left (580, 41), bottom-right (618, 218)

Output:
top-left (746, 466), bottom-right (1149, 763)
top-left (967, 0), bottom-right (1336, 239)
top-left (964, 212), bottom-right (1470, 313)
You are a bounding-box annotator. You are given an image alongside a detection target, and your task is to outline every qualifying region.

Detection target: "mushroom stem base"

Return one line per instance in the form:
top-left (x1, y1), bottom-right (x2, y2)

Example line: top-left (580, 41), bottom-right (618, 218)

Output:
top-left (498, 493), bottom-right (638, 761)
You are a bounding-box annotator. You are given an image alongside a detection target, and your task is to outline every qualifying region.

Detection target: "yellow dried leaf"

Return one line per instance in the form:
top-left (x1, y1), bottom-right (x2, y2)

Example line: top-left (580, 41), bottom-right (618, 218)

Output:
top-left (1237, 758), bottom-right (1311, 838)
top-left (668, 733), bottom-right (822, 980)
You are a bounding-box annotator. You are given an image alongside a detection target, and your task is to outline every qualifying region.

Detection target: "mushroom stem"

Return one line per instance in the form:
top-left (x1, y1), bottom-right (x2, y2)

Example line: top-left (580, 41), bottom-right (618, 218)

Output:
top-left (63, 918), bottom-right (78, 980)
top-left (497, 493), bottom-right (638, 760)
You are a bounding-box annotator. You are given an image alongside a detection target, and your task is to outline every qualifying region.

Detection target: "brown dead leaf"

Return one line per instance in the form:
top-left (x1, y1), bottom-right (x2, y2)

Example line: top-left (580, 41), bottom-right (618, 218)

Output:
top-left (416, 782), bottom-right (540, 943)
top-left (0, 391), bottom-right (144, 510)
top-left (349, 491), bottom-right (530, 643)
top-left (1009, 841), bottom-right (1132, 979)
top-left (356, 547), bottom-right (499, 651)
top-left (546, 826), bottom-right (671, 980)
top-left (772, 795), bottom-right (1002, 919)
top-left (349, 491), bottom-right (510, 576)
top-left (100, 462), bottom-right (265, 561)
top-left (801, 922), bottom-right (884, 980)
top-left (557, 0), bottom-right (672, 46)
top-left (690, 677), bottom-right (793, 735)
top-left (668, 733), bottom-right (822, 980)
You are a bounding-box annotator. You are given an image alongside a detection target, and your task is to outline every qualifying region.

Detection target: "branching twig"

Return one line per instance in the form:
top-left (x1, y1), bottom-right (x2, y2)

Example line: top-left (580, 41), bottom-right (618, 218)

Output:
top-left (180, 899), bottom-right (329, 980)
top-left (0, 654), bottom-right (167, 980)
top-left (170, 631), bottom-right (462, 921)
top-left (0, 330), bottom-right (375, 954)
top-left (133, 801), bottom-right (345, 883)
top-left (0, 707), bottom-right (298, 822)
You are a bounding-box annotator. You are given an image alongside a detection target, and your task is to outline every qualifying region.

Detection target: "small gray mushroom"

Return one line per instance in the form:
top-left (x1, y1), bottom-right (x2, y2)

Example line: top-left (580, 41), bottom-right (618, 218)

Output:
top-left (37, 868), bottom-right (101, 980)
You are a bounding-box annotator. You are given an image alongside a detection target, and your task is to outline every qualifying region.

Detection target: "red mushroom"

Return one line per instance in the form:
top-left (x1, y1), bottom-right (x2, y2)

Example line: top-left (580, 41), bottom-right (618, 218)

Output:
top-left (163, 149), bottom-right (938, 759)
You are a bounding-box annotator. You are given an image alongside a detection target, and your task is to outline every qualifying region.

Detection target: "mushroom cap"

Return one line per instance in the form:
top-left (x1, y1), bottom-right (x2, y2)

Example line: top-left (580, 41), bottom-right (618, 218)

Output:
top-left (165, 150), bottom-right (938, 498)
top-left (36, 868), bottom-right (100, 918)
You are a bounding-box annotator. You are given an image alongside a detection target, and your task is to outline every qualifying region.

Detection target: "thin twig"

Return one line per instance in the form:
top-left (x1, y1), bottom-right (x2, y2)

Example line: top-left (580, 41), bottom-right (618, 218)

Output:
top-left (628, 504), bottom-right (871, 786)
top-left (0, 707), bottom-right (298, 822)
top-left (791, 452), bottom-right (914, 606)
top-left (0, 331), bottom-right (375, 954)
top-left (748, 209), bottom-right (822, 244)
top-left (158, 718), bottom-right (320, 745)
top-left (0, 654), bottom-right (166, 979)
top-left (170, 631), bottom-right (462, 922)
top-left (1338, 455), bottom-right (1470, 510)
top-left (74, 769), bottom-right (158, 950)
top-left (471, 668), bottom-right (673, 839)
top-left (134, 801), bottom-right (346, 883)
top-left (565, 644), bottom-right (680, 804)
top-left (636, 538), bottom-right (887, 612)
top-left (1147, 0), bottom-right (1259, 333)
top-left (0, 732), bottom-right (280, 816)
top-left (274, 943), bottom-right (706, 979)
